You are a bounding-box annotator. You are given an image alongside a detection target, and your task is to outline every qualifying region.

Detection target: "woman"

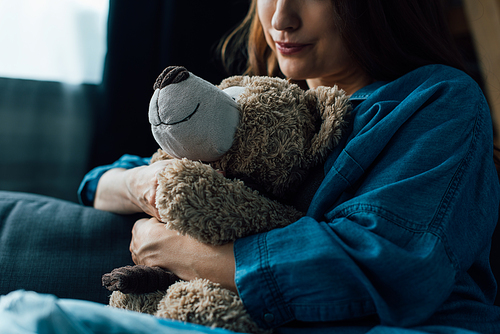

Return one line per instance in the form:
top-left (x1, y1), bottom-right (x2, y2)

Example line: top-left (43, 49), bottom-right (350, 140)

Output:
top-left (1, 0), bottom-right (499, 333)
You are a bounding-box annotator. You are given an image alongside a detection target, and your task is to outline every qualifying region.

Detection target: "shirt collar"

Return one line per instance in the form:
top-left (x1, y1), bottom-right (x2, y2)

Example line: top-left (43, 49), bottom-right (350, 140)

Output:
top-left (349, 81), bottom-right (387, 101)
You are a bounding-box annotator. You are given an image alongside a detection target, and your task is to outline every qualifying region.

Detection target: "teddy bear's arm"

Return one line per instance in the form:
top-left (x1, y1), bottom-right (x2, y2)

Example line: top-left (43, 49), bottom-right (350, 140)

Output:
top-left (155, 159), bottom-right (304, 245)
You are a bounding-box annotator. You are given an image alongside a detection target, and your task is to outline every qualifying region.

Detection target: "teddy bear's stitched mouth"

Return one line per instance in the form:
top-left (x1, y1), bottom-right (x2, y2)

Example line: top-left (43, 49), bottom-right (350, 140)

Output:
top-left (156, 103), bottom-right (200, 126)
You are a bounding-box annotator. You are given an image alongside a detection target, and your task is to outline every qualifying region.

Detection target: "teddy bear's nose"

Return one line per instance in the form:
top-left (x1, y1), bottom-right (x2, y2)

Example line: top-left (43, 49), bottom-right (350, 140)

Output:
top-left (153, 66), bottom-right (189, 90)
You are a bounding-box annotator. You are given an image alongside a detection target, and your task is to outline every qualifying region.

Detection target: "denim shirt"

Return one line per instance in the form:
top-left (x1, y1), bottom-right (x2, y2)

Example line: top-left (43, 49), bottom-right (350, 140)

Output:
top-left (234, 65), bottom-right (500, 334)
top-left (78, 64), bottom-right (500, 333)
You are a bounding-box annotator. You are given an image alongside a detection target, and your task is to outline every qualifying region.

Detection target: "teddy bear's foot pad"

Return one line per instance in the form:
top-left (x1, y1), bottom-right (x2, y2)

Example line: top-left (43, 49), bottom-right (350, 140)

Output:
top-left (102, 265), bottom-right (179, 294)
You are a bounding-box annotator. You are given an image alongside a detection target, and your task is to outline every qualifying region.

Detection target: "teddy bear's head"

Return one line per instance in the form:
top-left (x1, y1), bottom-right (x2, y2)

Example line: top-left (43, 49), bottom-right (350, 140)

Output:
top-left (149, 66), bottom-right (350, 200)
top-left (149, 66), bottom-right (241, 162)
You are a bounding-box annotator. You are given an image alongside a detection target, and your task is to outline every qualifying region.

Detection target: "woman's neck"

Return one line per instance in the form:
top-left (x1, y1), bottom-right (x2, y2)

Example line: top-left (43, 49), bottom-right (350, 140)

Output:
top-left (306, 67), bottom-right (374, 95)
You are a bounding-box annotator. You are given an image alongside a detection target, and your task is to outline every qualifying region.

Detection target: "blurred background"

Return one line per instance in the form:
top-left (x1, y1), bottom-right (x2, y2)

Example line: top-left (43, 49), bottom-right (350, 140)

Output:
top-left (0, 0), bottom-right (498, 203)
top-left (0, 0), bottom-right (248, 202)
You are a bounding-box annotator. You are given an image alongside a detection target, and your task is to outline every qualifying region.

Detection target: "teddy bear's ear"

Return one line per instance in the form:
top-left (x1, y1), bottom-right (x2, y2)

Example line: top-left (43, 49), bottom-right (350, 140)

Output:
top-left (217, 75), bottom-right (252, 90)
top-left (304, 86), bottom-right (351, 168)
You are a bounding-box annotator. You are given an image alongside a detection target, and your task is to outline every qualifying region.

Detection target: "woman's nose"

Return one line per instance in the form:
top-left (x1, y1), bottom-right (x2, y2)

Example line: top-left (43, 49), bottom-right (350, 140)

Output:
top-left (271, 0), bottom-right (300, 31)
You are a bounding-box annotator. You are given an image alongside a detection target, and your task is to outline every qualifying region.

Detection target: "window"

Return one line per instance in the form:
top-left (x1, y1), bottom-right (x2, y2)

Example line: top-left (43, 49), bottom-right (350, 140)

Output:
top-left (0, 0), bottom-right (108, 84)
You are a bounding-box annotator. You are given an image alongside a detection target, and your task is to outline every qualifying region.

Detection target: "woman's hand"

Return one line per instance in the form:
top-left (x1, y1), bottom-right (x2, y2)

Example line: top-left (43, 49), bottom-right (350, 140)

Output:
top-left (94, 160), bottom-right (174, 219)
top-left (123, 160), bottom-right (175, 219)
top-left (130, 217), bottom-right (237, 293)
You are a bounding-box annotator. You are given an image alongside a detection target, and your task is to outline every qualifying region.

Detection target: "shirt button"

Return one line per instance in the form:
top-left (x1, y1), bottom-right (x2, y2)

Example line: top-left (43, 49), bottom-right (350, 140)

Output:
top-left (264, 313), bottom-right (275, 323)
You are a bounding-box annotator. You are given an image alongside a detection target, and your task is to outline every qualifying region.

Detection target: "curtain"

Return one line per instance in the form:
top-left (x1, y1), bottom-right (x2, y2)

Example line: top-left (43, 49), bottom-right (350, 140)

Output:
top-left (0, 0), bottom-right (249, 202)
top-left (0, 0), bottom-right (107, 202)
top-left (88, 0), bottom-right (250, 168)
top-left (0, 0), bottom-right (108, 84)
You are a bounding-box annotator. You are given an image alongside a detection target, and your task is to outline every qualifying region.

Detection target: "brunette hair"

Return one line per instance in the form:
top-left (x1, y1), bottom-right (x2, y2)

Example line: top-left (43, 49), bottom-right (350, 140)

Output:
top-left (220, 0), bottom-right (466, 81)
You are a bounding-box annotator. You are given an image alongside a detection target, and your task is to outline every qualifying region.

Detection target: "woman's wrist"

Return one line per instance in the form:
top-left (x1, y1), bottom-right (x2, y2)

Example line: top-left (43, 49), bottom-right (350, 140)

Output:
top-left (123, 167), bottom-right (143, 210)
top-left (94, 168), bottom-right (142, 214)
top-left (179, 239), bottom-right (237, 293)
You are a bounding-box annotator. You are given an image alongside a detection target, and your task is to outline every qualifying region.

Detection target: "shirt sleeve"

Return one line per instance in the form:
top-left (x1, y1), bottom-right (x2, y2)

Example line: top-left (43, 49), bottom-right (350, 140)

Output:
top-left (235, 215), bottom-right (455, 329)
top-left (77, 154), bottom-right (151, 206)
top-left (233, 66), bottom-right (500, 330)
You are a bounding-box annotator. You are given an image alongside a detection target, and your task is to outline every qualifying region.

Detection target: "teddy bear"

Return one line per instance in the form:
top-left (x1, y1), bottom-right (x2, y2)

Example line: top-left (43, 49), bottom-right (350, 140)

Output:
top-left (101, 66), bottom-right (351, 333)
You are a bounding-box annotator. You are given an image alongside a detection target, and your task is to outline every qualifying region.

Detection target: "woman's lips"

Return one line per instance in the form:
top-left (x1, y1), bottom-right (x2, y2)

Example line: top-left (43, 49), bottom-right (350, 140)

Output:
top-left (275, 42), bottom-right (311, 55)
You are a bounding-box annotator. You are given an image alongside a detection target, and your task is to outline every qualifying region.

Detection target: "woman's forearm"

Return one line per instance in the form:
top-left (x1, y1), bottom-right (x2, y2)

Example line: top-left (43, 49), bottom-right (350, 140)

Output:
top-left (94, 168), bottom-right (142, 214)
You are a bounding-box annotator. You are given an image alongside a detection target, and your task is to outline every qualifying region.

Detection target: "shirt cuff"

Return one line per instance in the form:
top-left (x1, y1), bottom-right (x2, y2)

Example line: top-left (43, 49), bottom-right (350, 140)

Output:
top-left (234, 232), bottom-right (294, 329)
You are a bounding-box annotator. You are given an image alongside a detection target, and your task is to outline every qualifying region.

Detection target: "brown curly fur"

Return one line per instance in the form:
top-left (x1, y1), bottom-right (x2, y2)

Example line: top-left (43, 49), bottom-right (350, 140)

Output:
top-left (109, 290), bottom-right (166, 315)
top-left (155, 158), bottom-right (304, 245)
top-left (215, 76), bottom-right (349, 199)
top-left (156, 279), bottom-right (268, 334)
top-left (107, 73), bottom-right (350, 334)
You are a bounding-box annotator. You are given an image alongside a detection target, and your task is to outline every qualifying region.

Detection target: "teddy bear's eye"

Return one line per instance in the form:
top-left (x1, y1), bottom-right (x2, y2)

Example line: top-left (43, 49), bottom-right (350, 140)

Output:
top-left (162, 103), bottom-right (200, 126)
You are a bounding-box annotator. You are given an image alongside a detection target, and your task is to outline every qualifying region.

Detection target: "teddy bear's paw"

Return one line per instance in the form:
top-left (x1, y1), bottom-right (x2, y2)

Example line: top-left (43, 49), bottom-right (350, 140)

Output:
top-left (108, 290), bottom-right (166, 315)
top-left (102, 265), bottom-right (180, 294)
top-left (155, 158), bottom-right (303, 245)
top-left (155, 278), bottom-right (269, 334)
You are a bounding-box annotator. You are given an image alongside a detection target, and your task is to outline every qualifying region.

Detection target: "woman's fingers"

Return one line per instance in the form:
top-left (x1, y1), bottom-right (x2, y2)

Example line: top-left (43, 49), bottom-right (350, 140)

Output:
top-left (129, 217), bottom-right (237, 293)
top-left (126, 160), bottom-right (173, 219)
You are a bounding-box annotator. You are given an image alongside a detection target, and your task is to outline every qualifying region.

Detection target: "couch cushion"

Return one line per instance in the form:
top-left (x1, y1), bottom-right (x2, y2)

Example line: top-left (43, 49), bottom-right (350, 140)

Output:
top-left (0, 191), bottom-right (145, 304)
